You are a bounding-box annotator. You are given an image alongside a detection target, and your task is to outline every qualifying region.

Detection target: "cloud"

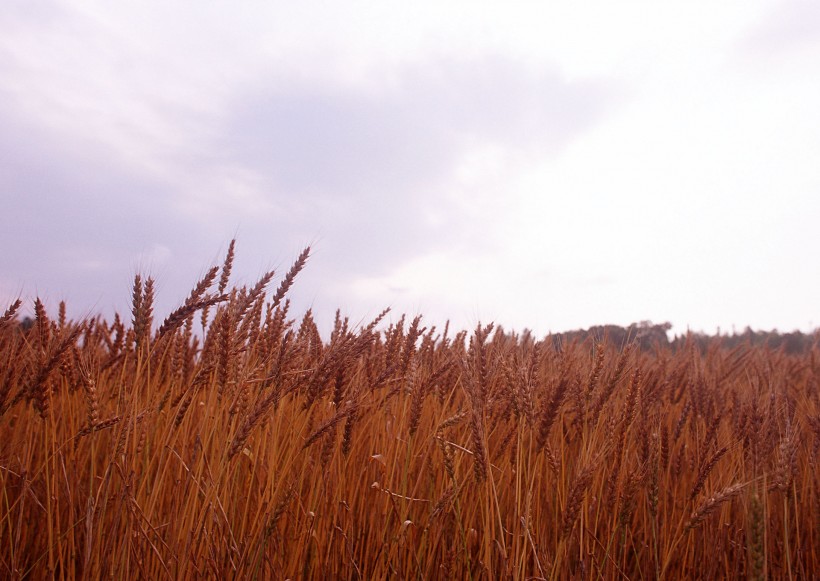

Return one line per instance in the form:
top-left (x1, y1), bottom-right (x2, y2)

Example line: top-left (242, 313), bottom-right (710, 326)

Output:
top-left (0, 25), bottom-right (618, 326)
top-left (218, 56), bottom-right (615, 279)
top-left (743, 0), bottom-right (820, 52)
top-left (0, 98), bottom-right (229, 316)
top-left (225, 57), bottom-right (609, 193)
top-left (7, 2), bottom-right (815, 336)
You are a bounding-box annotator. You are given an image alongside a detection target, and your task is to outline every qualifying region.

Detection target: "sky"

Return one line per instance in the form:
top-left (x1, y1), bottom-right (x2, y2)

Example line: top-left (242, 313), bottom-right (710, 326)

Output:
top-left (1, 1), bottom-right (819, 338)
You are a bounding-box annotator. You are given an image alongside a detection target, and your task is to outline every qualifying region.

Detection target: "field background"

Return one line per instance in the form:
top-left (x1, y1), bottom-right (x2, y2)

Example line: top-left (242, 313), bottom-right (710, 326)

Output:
top-left (1, 246), bottom-right (818, 580)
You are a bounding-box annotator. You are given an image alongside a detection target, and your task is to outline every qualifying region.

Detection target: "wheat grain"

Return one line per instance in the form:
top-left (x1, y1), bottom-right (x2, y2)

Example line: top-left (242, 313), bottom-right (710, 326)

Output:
top-left (686, 482), bottom-right (746, 530)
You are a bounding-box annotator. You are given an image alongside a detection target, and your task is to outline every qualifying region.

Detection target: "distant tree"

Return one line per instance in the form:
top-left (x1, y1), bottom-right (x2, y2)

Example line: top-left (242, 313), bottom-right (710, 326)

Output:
top-left (548, 321), bottom-right (672, 352)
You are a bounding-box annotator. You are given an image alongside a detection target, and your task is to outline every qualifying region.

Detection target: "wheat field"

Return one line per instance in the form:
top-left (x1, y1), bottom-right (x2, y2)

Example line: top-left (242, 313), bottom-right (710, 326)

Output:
top-left (1, 242), bottom-right (818, 579)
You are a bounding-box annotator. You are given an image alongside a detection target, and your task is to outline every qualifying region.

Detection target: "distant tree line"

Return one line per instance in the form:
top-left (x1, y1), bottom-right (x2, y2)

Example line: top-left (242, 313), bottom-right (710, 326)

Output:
top-left (549, 320), bottom-right (819, 354)
top-left (548, 321), bottom-right (673, 351)
top-left (669, 326), bottom-right (819, 354)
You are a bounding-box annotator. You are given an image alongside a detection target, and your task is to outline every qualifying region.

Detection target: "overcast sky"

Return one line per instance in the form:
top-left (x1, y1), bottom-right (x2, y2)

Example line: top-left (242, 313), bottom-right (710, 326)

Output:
top-left (2, 1), bottom-right (819, 337)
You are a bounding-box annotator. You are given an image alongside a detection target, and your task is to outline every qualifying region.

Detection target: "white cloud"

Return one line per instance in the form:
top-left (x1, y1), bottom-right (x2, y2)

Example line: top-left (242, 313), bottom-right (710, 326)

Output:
top-left (1, 0), bottom-right (818, 334)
